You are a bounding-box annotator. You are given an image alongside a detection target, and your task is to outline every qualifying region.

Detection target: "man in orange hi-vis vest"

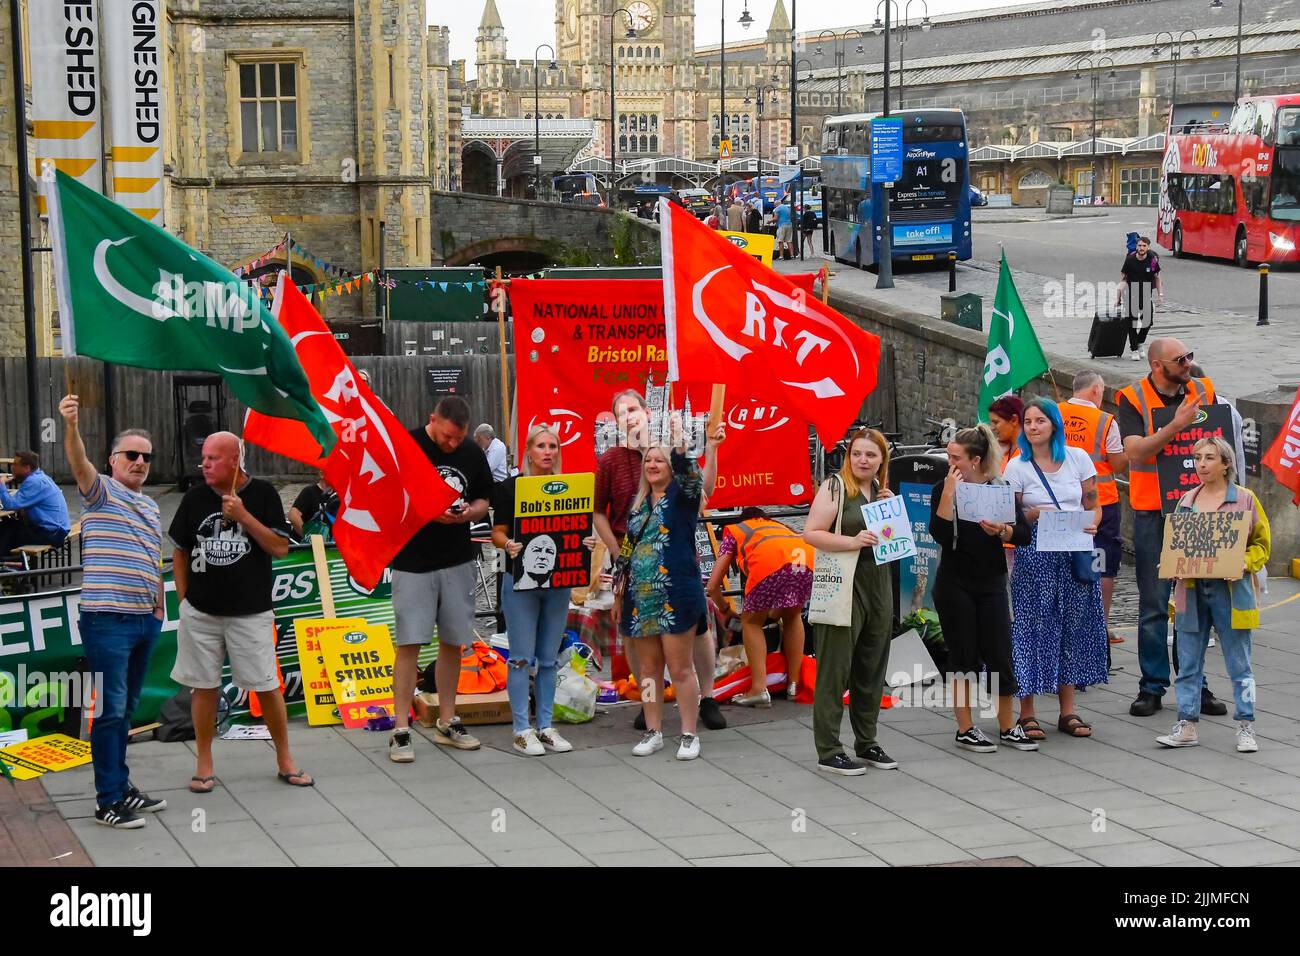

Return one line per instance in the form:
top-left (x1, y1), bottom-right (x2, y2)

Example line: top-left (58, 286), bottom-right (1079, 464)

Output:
top-left (1116, 338), bottom-right (1228, 720)
top-left (1062, 371), bottom-right (1128, 645)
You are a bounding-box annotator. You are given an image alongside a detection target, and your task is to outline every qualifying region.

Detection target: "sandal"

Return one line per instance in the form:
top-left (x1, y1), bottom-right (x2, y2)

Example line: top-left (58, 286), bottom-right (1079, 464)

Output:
top-left (1016, 717), bottom-right (1047, 741)
top-left (277, 769), bottom-right (315, 787)
top-left (189, 775), bottom-right (216, 794)
top-left (1057, 714), bottom-right (1093, 738)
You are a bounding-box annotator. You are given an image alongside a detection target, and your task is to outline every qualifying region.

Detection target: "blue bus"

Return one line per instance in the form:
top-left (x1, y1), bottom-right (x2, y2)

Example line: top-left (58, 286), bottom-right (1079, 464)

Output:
top-left (821, 109), bottom-right (972, 268)
top-left (553, 172), bottom-right (599, 203)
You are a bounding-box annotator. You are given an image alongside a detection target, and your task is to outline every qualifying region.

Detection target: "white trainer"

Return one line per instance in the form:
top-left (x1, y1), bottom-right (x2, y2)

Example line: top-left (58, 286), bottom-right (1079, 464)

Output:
top-left (1236, 721), bottom-right (1259, 753)
top-left (512, 728), bottom-right (545, 757)
top-left (536, 727), bottom-right (573, 753)
top-left (631, 730), bottom-right (664, 757)
top-left (1156, 719), bottom-right (1199, 748)
top-left (676, 733), bottom-right (701, 761)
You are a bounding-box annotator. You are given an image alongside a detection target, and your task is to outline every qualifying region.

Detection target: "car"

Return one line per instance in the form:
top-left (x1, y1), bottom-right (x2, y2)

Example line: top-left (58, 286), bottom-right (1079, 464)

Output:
top-left (677, 187), bottom-right (714, 219)
top-left (969, 185), bottom-right (988, 207)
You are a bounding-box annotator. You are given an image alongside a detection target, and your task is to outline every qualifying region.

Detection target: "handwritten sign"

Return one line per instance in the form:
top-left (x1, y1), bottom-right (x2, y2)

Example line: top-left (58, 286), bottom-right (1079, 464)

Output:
top-left (861, 496), bottom-right (917, 565)
top-left (1158, 510), bottom-right (1250, 580)
top-left (512, 473), bottom-right (595, 590)
top-left (955, 482), bottom-right (1015, 524)
top-left (1151, 404), bottom-right (1235, 514)
top-left (1036, 510), bottom-right (1094, 552)
top-left (0, 733), bottom-right (91, 778)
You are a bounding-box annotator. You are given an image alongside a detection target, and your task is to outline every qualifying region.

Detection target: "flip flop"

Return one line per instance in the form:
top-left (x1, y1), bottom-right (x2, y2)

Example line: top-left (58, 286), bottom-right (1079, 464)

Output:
top-left (189, 775), bottom-right (216, 794)
top-left (277, 769), bottom-right (315, 788)
top-left (1016, 716), bottom-right (1047, 741)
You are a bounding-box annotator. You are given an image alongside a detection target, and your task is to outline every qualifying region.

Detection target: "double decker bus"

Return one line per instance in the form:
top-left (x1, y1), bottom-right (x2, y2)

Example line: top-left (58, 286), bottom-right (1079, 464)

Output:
top-left (821, 109), bottom-right (972, 269)
top-left (1157, 93), bottom-right (1300, 265)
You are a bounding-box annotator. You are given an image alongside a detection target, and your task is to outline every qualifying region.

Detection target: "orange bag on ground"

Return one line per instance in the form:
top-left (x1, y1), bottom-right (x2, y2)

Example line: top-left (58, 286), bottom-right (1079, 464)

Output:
top-left (456, 641), bottom-right (508, 694)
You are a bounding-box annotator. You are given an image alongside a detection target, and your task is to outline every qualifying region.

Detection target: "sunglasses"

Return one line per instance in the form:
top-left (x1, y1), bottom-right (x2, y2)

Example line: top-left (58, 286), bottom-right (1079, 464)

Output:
top-left (113, 449), bottom-right (154, 463)
top-left (1160, 351), bottom-right (1194, 366)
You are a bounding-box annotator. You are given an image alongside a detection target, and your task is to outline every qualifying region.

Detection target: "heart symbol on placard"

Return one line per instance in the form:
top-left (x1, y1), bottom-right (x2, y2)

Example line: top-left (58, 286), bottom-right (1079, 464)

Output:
top-left (882, 526), bottom-right (894, 539)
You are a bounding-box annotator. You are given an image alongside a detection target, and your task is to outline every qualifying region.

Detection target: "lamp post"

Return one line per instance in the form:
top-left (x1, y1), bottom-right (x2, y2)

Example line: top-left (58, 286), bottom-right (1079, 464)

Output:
top-left (1073, 55), bottom-right (1116, 204)
top-left (777, 45), bottom-right (815, 258)
top-left (1151, 31), bottom-right (1199, 114)
top-left (743, 84), bottom-right (779, 174)
top-left (605, 8), bottom-right (637, 205)
top-left (533, 44), bottom-right (558, 199)
top-left (813, 29), bottom-right (864, 112)
top-left (1210, 0), bottom-right (1245, 103)
top-left (884, 0), bottom-right (931, 113)
top-left (716, 2), bottom-right (755, 202)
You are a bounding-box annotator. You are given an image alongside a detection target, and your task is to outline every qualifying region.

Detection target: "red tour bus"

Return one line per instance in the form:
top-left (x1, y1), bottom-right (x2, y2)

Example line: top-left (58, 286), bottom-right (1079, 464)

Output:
top-left (1157, 93), bottom-right (1300, 265)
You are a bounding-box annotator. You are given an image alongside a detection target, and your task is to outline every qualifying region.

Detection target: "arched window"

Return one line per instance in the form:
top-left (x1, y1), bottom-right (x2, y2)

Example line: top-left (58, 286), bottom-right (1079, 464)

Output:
top-left (639, 114), bottom-right (648, 131)
top-left (640, 134), bottom-right (649, 152)
top-left (740, 134), bottom-right (750, 151)
top-left (649, 134), bottom-right (658, 152)
top-left (654, 47), bottom-right (661, 59)
top-left (1018, 169), bottom-right (1053, 189)
top-left (618, 46), bottom-right (625, 58)
top-left (712, 134), bottom-right (720, 149)
top-left (650, 115), bottom-right (658, 132)
top-left (741, 114), bottom-right (751, 132)
top-left (620, 114), bottom-right (628, 133)
top-left (635, 46), bottom-right (642, 58)
top-left (620, 135), bottom-right (628, 151)
top-left (732, 113), bottom-right (740, 129)
top-left (712, 114), bottom-right (720, 132)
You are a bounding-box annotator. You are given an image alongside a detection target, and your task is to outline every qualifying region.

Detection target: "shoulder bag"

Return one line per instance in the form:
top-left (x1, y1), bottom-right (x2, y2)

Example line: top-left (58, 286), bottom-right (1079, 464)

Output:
top-left (807, 475), bottom-right (861, 627)
top-left (1028, 457), bottom-right (1099, 585)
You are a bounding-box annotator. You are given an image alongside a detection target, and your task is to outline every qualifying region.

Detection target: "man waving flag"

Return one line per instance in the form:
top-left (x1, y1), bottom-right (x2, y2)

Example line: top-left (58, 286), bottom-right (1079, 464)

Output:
top-left (44, 169), bottom-right (334, 455)
top-left (659, 197), bottom-right (880, 444)
top-left (978, 250), bottom-right (1049, 420)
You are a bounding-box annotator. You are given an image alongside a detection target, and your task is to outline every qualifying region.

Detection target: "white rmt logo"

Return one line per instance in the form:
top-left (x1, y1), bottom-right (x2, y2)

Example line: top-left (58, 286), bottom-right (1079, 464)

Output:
top-left (49, 886), bottom-right (152, 937)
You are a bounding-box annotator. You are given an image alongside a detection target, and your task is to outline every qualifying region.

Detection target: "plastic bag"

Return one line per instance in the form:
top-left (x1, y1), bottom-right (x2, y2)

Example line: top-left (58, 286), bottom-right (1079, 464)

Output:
top-left (553, 648), bottom-right (599, 724)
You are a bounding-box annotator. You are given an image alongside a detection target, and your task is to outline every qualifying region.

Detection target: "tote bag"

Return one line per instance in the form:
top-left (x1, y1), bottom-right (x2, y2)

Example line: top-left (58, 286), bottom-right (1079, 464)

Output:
top-left (807, 476), bottom-right (860, 627)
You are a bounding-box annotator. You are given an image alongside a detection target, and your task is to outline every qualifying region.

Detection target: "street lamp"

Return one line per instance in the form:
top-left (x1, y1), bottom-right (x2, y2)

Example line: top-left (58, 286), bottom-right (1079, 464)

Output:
top-left (533, 44), bottom-right (558, 199)
top-left (743, 84), bottom-right (779, 174)
top-left (605, 8), bottom-right (637, 204)
top-left (1151, 30), bottom-right (1199, 113)
top-left (717, 2), bottom-right (754, 200)
top-left (1073, 55), bottom-right (1116, 204)
top-left (813, 29), bottom-right (865, 112)
top-left (889, 0), bottom-right (931, 113)
top-left (1209, 0), bottom-right (1245, 103)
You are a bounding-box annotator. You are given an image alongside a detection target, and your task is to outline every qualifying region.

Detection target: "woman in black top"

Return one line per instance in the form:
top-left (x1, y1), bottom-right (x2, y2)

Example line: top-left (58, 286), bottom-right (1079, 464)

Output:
top-left (930, 424), bottom-right (1036, 753)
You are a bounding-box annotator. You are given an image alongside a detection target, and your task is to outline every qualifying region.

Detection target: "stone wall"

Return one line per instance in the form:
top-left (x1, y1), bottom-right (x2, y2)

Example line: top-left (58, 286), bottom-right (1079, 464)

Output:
top-left (0, 4), bottom-right (24, 355)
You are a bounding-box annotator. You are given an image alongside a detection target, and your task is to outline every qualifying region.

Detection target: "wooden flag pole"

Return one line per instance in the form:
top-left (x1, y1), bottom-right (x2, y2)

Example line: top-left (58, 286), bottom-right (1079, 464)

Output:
top-left (707, 383), bottom-right (726, 435)
top-left (494, 266), bottom-right (511, 446)
top-left (819, 265), bottom-right (830, 305)
top-left (310, 533), bottom-right (336, 618)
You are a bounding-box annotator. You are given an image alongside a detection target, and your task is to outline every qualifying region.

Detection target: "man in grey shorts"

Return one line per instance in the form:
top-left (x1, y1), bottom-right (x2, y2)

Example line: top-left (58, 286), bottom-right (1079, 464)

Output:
top-left (169, 432), bottom-right (313, 792)
top-left (388, 396), bottom-right (495, 762)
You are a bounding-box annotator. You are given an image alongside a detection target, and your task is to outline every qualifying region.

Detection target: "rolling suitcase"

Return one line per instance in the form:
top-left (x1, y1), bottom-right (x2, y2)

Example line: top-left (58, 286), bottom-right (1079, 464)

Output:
top-left (1087, 308), bottom-right (1128, 359)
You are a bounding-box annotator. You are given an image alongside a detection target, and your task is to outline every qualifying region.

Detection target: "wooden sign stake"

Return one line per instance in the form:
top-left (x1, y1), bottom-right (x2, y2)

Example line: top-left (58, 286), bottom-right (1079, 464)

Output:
top-left (310, 533), bottom-right (336, 618)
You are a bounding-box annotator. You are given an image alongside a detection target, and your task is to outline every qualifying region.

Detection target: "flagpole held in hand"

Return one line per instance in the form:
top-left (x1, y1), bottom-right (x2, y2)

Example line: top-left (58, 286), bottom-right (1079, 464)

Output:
top-left (310, 533), bottom-right (337, 618)
top-left (708, 384), bottom-right (726, 435)
top-left (493, 266), bottom-right (511, 452)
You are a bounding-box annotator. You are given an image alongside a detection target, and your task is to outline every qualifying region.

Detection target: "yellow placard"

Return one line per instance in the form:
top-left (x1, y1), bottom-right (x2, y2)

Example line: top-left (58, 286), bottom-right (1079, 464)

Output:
top-left (293, 618), bottom-right (366, 726)
top-left (315, 621), bottom-right (397, 729)
top-left (720, 231), bottom-right (775, 267)
top-left (513, 472), bottom-right (596, 590)
top-left (0, 733), bottom-right (92, 775)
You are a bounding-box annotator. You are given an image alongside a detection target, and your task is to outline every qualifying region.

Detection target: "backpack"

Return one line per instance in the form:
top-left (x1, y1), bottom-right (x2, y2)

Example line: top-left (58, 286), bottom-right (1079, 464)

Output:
top-left (154, 688), bottom-right (196, 742)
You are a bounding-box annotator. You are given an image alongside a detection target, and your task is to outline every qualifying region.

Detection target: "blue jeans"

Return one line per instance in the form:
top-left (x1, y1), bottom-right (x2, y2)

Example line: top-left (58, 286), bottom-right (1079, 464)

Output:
top-left (80, 611), bottom-right (161, 808)
top-left (1174, 580), bottom-right (1255, 723)
top-left (1133, 510), bottom-right (1207, 697)
top-left (500, 571), bottom-right (571, 733)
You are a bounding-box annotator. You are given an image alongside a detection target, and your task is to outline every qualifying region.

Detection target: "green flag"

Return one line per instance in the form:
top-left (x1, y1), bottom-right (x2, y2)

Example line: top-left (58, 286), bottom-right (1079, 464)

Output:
top-left (978, 251), bottom-right (1049, 421)
top-left (45, 170), bottom-right (335, 455)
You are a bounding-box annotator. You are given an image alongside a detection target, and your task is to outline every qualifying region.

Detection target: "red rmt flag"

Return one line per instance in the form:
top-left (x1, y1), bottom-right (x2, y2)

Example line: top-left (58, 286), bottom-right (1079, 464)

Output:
top-left (1262, 384), bottom-right (1300, 505)
top-left (244, 275), bottom-right (458, 588)
top-left (659, 197), bottom-right (881, 444)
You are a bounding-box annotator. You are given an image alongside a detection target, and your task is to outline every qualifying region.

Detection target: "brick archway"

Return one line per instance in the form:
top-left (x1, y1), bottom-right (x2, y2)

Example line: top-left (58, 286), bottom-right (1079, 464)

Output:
top-left (442, 236), bottom-right (559, 268)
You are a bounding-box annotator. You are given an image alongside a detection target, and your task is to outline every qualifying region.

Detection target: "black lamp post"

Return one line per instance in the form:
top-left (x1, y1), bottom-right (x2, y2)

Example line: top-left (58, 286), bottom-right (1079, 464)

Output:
top-left (717, 2), bottom-right (754, 200)
top-left (743, 83), bottom-right (779, 175)
top-left (813, 29), bottom-right (864, 113)
top-left (1073, 55), bottom-right (1116, 204)
top-left (533, 44), bottom-right (558, 199)
top-left (885, 0), bottom-right (931, 113)
top-left (1209, 0), bottom-right (1245, 103)
top-left (1152, 30), bottom-right (1199, 114)
top-left (605, 8), bottom-right (637, 204)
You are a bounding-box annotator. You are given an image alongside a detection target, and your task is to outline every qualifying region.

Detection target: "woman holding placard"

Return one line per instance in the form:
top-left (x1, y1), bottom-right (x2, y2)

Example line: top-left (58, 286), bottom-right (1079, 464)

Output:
top-left (931, 424), bottom-right (1037, 752)
top-left (803, 428), bottom-right (898, 776)
top-left (493, 426), bottom-right (591, 758)
top-left (1158, 437), bottom-right (1270, 752)
top-left (1003, 399), bottom-right (1108, 739)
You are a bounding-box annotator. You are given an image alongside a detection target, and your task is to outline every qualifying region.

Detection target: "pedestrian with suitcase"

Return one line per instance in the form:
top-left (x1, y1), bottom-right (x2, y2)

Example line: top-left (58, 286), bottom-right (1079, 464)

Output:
top-left (1115, 235), bottom-right (1163, 361)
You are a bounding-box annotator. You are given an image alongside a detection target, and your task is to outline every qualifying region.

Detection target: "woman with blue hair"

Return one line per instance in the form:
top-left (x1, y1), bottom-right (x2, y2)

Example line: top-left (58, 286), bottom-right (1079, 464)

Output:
top-left (1003, 398), bottom-right (1109, 739)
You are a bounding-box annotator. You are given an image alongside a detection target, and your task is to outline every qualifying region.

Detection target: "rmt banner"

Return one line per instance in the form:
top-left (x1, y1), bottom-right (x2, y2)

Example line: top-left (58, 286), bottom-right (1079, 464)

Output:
top-left (512, 473), bottom-right (595, 590)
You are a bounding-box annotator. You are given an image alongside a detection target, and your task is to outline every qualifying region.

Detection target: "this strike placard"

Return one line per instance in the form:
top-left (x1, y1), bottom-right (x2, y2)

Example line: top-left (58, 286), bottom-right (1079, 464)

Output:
top-left (512, 473), bottom-right (595, 591)
top-left (313, 620), bottom-right (397, 728)
top-left (293, 618), bottom-right (365, 726)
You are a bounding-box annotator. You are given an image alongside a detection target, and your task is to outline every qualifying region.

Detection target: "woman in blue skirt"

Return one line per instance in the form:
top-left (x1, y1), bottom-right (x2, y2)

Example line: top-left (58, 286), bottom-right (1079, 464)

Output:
top-left (1003, 398), bottom-right (1109, 739)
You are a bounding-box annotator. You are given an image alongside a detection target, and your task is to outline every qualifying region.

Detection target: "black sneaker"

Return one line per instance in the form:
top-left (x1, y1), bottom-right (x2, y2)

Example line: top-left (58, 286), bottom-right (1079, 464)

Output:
top-left (817, 753), bottom-right (866, 776)
top-left (956, 726), bottom-right (998, 753)
top-left (998, 725), bottom-right (1040, 751)
top-left (94, 801), bottom-right (146, 829)
top-left (121, 784), bottom-right (167, 813)
top-left (1201, 687), bottom-right (1228, 717)
top-left (860, 745), bottom-right (899, 770)
top-left (698, 696), bottom-right (727, 730)
top-left (1129, 691), bottom-right (1163, 717)
top-left (633, 707), bottom-right (647, 731)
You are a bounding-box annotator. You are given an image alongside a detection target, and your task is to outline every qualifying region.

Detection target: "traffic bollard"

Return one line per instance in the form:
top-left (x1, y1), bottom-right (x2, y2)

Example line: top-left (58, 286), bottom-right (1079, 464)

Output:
top-left (1258, 263), bottom-right (1270, 326)
top-left (948, 252), bottom-right (957, 292)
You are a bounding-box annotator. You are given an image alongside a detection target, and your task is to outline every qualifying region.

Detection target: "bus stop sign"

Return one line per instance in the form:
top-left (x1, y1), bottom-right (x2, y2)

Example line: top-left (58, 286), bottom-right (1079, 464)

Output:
top-left (871, 118), bottom-right (904, 184)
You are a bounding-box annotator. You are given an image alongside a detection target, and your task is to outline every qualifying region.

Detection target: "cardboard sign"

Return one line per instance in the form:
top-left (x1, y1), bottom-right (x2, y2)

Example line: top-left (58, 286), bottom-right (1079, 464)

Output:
top-left (1151, 404), bottom-right (1235, 514)
top-left (720, 230), bottom-right (775, 266)
top-left (955, 481), bottom-right (1016, 524)
top-left (1159, 510), bottom-right (1250, 580)
top-left (293, 618), bottom-right (361, 726)
top-left (314, 620), bottom-right (397, 728)
top-left (0, 733), bottom-right (92, 777)
top-left (861, 496), bottom-right (917, 565)
top-left (1036, 510), bottom-right (1094, 552)
top-left (512, 473), bottom-right (595, 590)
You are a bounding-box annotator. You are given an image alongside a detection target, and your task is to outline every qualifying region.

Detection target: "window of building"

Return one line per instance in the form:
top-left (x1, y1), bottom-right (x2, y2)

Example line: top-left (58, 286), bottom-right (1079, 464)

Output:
top-left (650, 134), bottom-right (658, 152)
top-left (1119, 165), bottom-right (1159, 205)
top-left (1074, 169), bottom-right (1095, 195)
top-left (1018, 169), bottom-right (1053, 189)
top-left (740, 134), bottom-right (750, 151)
top-left (237, 59), bottom-right (300, 154)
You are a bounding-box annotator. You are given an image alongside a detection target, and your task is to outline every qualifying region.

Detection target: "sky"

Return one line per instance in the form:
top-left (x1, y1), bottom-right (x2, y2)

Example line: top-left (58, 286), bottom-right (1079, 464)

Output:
top-left (430, 0), bottom-right (1048, 66)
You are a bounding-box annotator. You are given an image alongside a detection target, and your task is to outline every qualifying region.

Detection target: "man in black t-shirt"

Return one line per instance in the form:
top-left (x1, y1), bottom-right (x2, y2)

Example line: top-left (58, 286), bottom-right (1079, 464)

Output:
top-left (169, 432), bottom-right (313, 792)
top-left (387, 396), bottom-right (494, 763)
top-left (1115, 235), bottom-right (1164, 360)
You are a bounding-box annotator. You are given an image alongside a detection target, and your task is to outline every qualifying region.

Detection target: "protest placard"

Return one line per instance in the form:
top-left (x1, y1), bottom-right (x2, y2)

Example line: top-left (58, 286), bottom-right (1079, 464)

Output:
top-left (1159, 510), bottom-right (1250, 580)
top-left (898, 482), bottom-right (940, 615)
top-left (1151, 404), bottom-right (1235, 514)
top-left (513, 473), bottom-right (595, 590)
top-left (314, 621), bottom-right (397, 728)
top-left (954, 482), bottom-right (1016, 524)
top-left (1036, 510), bottom-right (1094, 552)
top-left (861, 495), bottom-right (917, 565)
top-left (293, 618), bottom-right (365, 726)
top-left (0, 733), bottom-right (91, 777)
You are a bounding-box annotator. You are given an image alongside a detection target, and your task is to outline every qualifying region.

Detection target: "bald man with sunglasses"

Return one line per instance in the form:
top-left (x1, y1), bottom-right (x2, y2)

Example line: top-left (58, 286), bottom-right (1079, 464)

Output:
top-left (1116, 340), bottom-right (1227, 720)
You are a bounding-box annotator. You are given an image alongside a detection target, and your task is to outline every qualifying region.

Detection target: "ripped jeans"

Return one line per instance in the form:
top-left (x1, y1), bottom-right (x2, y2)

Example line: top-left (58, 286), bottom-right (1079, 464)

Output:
top-left (500, 571), bottom-right (572, 733)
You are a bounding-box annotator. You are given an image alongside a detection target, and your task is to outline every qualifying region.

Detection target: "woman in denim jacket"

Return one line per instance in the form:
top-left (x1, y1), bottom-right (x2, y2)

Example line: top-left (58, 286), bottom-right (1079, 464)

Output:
top-left (1157, 437), bottom-right (1271, 753)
